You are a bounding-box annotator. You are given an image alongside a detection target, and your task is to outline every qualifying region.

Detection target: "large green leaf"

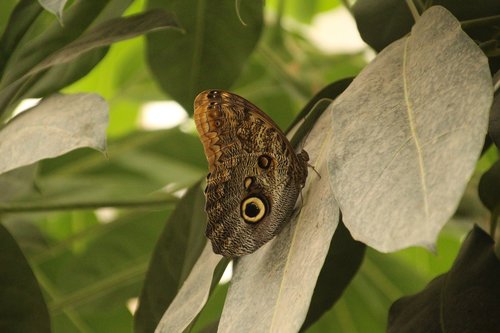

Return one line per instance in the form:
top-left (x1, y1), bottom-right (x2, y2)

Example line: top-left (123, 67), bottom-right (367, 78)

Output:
top-left (27, 9), bottom-right (180, 78)
top-left (0, 0), bottom-right (19, 36)
top-left (388, 225), bottom-right (500, 332)
top-left (146, 0), bottom-right (264, 112)
top-left (1, 0), bottom-right (132, 86)
top-left (0, 223), bottom-right (51, 333)
top-left (0, 7), bottom-right (180, 117)
top-left (134, 182), bottom-right (211, 333)
top-left (327, 6), bottom-right (492, 251)
top-left (0, 0), bottom-right (43, 77)
top-left (307, 225), bottom-right (465, 332)
top-left (351, 1), bottom-right (500, 73)
top-left (0, 0), bottom-right (135, 117)
top-left (352, 0), bottom-right (500, 52)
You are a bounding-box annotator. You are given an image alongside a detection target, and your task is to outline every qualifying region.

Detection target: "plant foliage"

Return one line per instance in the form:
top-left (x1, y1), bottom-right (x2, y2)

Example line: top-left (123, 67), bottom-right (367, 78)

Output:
top-left (0, 0), bottom-right (498, 332)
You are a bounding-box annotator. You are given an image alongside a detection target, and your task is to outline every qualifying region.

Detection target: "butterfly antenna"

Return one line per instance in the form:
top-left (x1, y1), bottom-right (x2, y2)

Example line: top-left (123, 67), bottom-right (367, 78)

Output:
top-left (307, 162), bottom-right (321, 179)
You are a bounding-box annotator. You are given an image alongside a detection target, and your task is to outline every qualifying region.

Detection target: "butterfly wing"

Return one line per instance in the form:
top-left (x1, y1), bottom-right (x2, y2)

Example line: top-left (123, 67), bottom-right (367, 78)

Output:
top-left (194, 90), bottom-right (308, 257)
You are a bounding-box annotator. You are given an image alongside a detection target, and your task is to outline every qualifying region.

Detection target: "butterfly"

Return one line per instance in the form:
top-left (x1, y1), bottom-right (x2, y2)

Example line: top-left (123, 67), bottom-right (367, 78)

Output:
top-left (194, 90), bottom-right (308, 257)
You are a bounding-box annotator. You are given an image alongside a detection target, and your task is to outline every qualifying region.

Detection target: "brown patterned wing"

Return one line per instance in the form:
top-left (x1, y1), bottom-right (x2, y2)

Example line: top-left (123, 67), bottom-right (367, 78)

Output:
top-left (194, 90), bottom-right (309, 257)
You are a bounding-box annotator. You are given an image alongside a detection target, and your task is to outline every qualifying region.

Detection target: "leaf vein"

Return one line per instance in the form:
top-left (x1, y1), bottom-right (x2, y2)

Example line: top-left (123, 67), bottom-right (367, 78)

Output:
top-left (403, 37), bottom-right (429, 219)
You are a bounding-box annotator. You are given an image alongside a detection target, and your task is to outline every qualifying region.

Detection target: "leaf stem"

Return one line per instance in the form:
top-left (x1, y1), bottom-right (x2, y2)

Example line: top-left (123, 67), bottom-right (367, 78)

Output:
top-left (47, 259), bottom-right (149, 314)
top-left (461, 14), bottom-right (500, 29)
top-left (0, 196), bottom-right (178, 213)
top-left (405, 0), bottom-right (421, 22)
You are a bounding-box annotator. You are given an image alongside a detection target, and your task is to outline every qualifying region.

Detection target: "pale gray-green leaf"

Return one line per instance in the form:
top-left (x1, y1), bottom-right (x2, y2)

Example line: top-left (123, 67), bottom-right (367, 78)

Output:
top-left (154, 243), bottom-right (223, 333)
top-left (0, 164), bottom-right (38, 202)
top-left (218, 111), bottom-right (339, 333)
top-left (38, 0), bottom-right (67, 23)
top-left (0, 93), bottom-right (108, 175)
top-left (327, 6), bottom-right (492, 252)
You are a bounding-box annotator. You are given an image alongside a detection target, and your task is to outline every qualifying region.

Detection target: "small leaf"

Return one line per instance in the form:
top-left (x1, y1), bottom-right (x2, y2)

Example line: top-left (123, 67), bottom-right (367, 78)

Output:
top-left (388, 225), bottom-right (500, 332)
top-left (146, 0), bottom-right (263, 112)
top-left (153, 243), bottom-right (224, 333)
top-left (135, 182), bottom-right (215, 333)
top-left (0, 223), bottom-right (51, 333)
top-left (38, 0), bottom-right (67, 24)
top-left (328, 6), bottom-right (493, 252)
top-left (219, 109), bottom-right (339, 333)
top-left (0, 93), bottom-right (108, 175)
top-left (301, 218), bottom-right (366, 331)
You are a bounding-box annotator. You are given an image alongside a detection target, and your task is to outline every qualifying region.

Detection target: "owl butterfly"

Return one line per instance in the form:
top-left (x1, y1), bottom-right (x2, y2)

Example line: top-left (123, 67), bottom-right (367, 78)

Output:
top-left (194, 90), bottom-right (309, 257)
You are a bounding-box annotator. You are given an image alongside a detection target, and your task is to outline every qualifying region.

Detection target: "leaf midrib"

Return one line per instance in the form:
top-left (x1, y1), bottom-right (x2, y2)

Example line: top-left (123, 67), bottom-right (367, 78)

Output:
top-left (402, 37), bottom-right (430, 220)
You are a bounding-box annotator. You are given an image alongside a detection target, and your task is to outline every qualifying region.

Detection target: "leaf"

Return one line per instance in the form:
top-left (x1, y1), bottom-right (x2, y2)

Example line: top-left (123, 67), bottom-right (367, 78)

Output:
top-left (387, 225), bottom-right (500, 332)
top-left (352, 0), bottom-right (500, 56)
top-left (0, 0), bottom-right (43, 76)
top-left (478, 160), bottom-right (500, 229)
top-left (0, 93), bottom-right (108, 175)
top-left (146, 0), bottom-right (264, 112)
top-left (1, 0), bottom-right (133, 85)
top-left (189, 282), bottom-right (229, 332)
top-left (285, 77), bottom-right (353, 133)
top-left (308, 226), bottom-right (465, 332)
top-left (38, 0), bottom-right (67, 24)
top-left (0, 164), bottom-right (38, 202)
top-left (135, 182), bottom-right (216, 333)
top-left (218, 108), bottom-right (339, 332)
top-left (0, 0), bottom-right (135, 115)
top-left (0, 1), bottom-right (19, 36)
top-left (0, 128), bottom-right (205, 213)
top-left (34, 208), bottom-right (173, 332)
top-left (32, 9), bottom-right (181, 76)
top-left (327, 6), bottom-right (492, 252)
top-left (0, 223), bottom-right (51, 333)
top-left (301, 218), bottom-right (366, 331)
top-left (489, 70), bottom-right (500, 148)
top-left (0, 9), bottom-right (181, 115)
top-left (153, 244), bottom-right (224, 333)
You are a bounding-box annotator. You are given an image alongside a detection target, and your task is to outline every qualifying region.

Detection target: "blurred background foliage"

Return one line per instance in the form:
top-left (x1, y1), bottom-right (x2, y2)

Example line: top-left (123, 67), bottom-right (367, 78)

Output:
top-left (0, 0), bottom-right (495, 332)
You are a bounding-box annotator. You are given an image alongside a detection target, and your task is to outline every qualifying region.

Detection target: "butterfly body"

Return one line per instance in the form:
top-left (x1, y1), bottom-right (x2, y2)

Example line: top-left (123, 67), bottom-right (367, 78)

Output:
top-left (194, 90), bottom-right (308, 257)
